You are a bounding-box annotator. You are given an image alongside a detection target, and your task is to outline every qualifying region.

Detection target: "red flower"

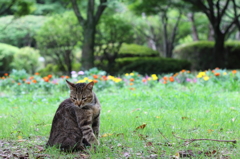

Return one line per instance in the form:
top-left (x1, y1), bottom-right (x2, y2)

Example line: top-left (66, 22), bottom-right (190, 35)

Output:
top-left (214, 73), bottom-right (220, 76)
top-left (92, 75), bottom-right (98, 79)
top-left (130, 78), bottom-right (134, 82)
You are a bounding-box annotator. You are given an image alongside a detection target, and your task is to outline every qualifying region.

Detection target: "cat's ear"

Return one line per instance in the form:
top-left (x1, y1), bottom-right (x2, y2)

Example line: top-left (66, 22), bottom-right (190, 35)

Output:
top-left (66, 80), bottom-right (75, 89)
top-left (85, 81), bottom-right (94, 90)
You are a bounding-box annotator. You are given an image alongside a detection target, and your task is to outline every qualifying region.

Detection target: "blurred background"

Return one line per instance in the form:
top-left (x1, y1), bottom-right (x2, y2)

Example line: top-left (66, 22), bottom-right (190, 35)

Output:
top-left (0, 0), bottom-right (240, 76)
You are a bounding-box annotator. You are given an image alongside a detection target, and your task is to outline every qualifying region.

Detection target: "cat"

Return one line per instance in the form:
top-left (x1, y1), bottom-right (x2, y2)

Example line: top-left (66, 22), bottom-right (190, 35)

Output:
top-left (46, 80), bottom-right (101, 151)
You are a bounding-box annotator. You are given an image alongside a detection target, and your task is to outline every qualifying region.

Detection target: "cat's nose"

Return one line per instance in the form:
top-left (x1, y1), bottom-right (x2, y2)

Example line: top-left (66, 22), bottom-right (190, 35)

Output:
top-left (76, 100), bottom-right (82, 106)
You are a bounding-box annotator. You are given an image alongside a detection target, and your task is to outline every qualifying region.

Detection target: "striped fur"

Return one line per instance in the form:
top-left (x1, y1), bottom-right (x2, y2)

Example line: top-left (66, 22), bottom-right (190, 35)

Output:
top-left (46, 80), bottom-right (101, 151)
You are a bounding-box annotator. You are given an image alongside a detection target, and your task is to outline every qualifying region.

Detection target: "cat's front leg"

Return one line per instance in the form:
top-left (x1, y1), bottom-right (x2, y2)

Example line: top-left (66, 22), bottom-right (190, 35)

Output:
top-left (77, 111), bottom-right (99, 146)
top-left (92, 115), bottom-right (100, 139)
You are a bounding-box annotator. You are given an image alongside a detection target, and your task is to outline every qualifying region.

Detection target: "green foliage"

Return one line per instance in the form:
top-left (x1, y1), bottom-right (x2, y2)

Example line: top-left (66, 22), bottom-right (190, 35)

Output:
top-left (0, 15), bottom-right (46, 47)
top-left (0, 43), bottom-right (19, 74)
top-left (38, 64), bottom-right (61, 77)
top-left (173, 41), bottom-right (214, 70)
top-left (173, 41), bottom-right (240, 70)
top-left (11, 47), bottom-right (41, 74)
top-left (0, 0), bottom-right (33, 16)
top-left (119, 43), bottom-right (159, 57)
top-left (225, 41), bottom-right (240, 69)
top-left (111, 57), bottom-right (191, 75)
top-left (36, 11), bottom-right (82, 72)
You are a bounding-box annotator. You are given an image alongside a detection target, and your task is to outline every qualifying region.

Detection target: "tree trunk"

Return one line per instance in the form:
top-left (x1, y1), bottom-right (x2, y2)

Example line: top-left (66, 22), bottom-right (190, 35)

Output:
top-left (213, 31), bottom-right (225, 68)
top-left (208, 24), bottom-right (214, 41)
top-left (161, 13), bottom-right (169, 58)
top-left (188, 12), bottom-right (199, 41)
top-left (65, 49), bottom-right (72, 76)
top-left (81, 26), bottom-right (95, 70)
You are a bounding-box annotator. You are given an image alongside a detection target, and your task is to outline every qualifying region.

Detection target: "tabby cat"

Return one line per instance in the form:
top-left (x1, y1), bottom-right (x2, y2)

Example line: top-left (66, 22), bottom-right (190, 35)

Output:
top-left (46, 80), bottom-right (101, 151)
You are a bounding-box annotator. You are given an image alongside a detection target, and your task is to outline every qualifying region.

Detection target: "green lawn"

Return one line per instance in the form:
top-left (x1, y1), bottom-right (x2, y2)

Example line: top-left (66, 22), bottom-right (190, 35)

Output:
top-left (0, 83), bottom-right (240, 158)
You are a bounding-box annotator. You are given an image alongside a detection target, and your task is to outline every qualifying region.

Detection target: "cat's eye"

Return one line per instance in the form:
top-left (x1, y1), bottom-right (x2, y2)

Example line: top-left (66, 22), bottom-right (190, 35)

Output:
top-left (73, 97), bottom-right (77, 100)
top-left (82, 97), bottom-right (87, 100)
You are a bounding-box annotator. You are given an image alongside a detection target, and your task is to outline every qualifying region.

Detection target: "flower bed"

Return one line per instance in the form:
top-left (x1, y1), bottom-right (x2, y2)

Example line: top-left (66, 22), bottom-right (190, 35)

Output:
top-left (0, 68), bottom-right (239, 93)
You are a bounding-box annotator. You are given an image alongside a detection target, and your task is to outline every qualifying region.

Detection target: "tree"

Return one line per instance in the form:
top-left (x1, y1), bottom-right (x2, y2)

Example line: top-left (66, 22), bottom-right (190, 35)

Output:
top-left (95, 14), bottom-right (134, 71)
top-left (0, 0), bottom-right (33, 17)
top-left (131, 0), bottom-right (185, 58)
top-left (184, 0), bottom-right (240, 68)
top-left (36, 12), bottom-right (82, 76)
top-left (70, 0), bottom-right (108, 70)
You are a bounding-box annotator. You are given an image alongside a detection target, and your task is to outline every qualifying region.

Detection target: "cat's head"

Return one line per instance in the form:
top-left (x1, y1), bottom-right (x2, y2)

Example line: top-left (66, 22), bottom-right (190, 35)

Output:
top-left (66, 80), bottom-right (94, 108)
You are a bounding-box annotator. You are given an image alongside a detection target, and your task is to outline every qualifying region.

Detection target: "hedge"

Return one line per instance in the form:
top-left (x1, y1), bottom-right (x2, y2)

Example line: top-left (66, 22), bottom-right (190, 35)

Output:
top-left (173, 41), bottom-right (240, 70)
top-left (110, 57), bottom-right (191, 75)
top-left (118, 43), bottom-right (159, 57)
top-left (0, 43), bottom-right (19, 75)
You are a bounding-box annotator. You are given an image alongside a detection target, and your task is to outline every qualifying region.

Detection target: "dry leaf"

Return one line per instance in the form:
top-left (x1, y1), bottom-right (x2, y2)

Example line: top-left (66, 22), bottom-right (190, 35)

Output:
top-left (145, 142), bottom-right (153, 147)
top-left (101, 133), bottom-right (113, 138)
top-left (182, 117), bottom-right (190, 120)
top-left (207, 129), bottom-right (214, 133)
top-left (135, 123), bottom-right (147, 130)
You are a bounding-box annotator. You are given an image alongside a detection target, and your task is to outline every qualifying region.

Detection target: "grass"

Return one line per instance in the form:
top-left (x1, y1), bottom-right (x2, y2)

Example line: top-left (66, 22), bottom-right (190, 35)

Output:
top-left (1, 83), bottom-right (240, 158)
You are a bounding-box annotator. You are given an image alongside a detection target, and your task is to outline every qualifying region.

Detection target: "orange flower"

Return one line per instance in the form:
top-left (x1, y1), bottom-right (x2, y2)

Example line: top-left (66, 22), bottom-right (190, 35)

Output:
top-left (129, 82), bottom-right (134, 85)
top-left (1, 77), bottom-right (5, 79)
top-left (93, 80), bottom-right (98, 83)
top-left (214, 73), bottom-right (220, 76)
top-left (65, 76), bottom-right (70, 79)
top-left (26, 82), bottom-right (31, 84)
top-left (130, 78), bottom-right (134, 82)
top-left (22, 79), bottom-right (26, 81)
top-left (129, 87), bottom-right (135, 90)
top-left (4, 73), bottom-right (8, 76)
top-left (29, 76), bottom-right (34, 80)
top-left (173, 73), bottom-right (178, 77)
top-left (169, 76), bottom-right (174, 82)
top-left (18, 83), bottom-right (21, 85)
top-left (48, 74), bottom-right (52, 78)
top-left (163, 76), bottom-right (168, 81)
top-left (142, 79), bottom-right (147, 82)
top-left (232, 70), bottom-right (237, 74)
top-left (43, 77), bottom-right (49, 82)
top-left (215, 67), bottom-right (220, 70)
top-left (212, 70), bottom-right (215, 73)
top-left (35, 72), bottom-right (39, 75)
top-left (163, 81), bottom-right (167, 84)
top-left (92, 75), bottom-right (98, 79)
top-left (101, 75), bottom-right (107, 81)
top-left (181, 69), bottom-right (186, 73)
top-left (32, 80), bottom-right (37, 83)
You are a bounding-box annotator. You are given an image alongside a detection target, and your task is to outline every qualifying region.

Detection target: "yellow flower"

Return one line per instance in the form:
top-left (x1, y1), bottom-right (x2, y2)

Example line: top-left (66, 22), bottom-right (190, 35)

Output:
top-left (151, 74), bottom-right (158, 80)
top-left (203, 76), bottom-right (210, 81)
top-left (223, 72), bottom-right (227, 75)
top-left (107, 75), bottom-right (115, 80)
top-left (77, 77), bottom-right (90, 83)
top-left (197, 71), bottom-right (206, 78)
top-left (77, 80), bottom-right (85, 83)
top-left (125, 73), bottom-right (129, 76)
top-left (130, 73), bottom-right (134, 76)
top-left (113, 78), bottom-right (122, 83)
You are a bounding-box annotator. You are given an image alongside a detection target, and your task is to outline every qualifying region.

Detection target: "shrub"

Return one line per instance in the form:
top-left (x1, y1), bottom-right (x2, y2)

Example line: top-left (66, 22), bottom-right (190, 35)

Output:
top-left (11, 47), bottom-right (42, 74)
top-left (225, 41), bottom-right (240, 69)
top-left (118, 43), bottom-right (159, 57)
top-left (38, 62), bottom-right (81, 76)
top-left (110, 57), bottom-right (191, 75)
top-left (0, 43), bottom-right (19, 75)
top-left (173, 41), bottom-right (240, 70)
top-left (38, 64), bottom-right (61, 77)
top-left (0, 15), bottom-right (46, 47)
top-left (173, 41), bottom-right (214, 70)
